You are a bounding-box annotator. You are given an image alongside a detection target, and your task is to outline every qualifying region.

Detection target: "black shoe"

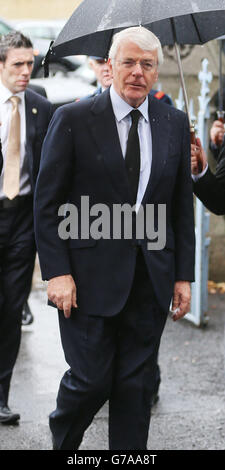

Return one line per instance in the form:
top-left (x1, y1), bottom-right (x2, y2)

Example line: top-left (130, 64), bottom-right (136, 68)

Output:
top-left (22, 302), bottom-right (34, 325)
top-left (0, 406), bottom-right (20, 424)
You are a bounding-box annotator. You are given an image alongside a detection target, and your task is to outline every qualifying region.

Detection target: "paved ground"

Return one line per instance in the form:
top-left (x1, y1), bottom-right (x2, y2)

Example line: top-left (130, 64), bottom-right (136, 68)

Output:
top-left (0, 281), bottom-right (225, 451)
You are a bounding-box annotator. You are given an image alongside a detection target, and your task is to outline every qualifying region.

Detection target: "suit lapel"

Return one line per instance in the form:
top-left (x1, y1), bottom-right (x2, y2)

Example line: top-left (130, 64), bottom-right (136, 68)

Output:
top-left (142, 96), bottom-right (171, 204)
top-left (24, 89), bottom-right (38, 189)
top-left (25, 89), bottom-right (37, 144)
top-left (88, 89), bottom-right (133, 204)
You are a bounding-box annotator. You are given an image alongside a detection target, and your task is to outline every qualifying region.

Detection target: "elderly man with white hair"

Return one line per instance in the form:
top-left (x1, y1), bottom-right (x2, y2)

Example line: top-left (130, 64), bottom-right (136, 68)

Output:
top-left (34, 26), bottom-right (195, 450)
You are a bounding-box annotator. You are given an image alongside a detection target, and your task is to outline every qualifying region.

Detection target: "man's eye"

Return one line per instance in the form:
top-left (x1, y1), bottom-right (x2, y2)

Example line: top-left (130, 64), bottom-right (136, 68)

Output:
top-left (123, 60), bottom-right (134, 66)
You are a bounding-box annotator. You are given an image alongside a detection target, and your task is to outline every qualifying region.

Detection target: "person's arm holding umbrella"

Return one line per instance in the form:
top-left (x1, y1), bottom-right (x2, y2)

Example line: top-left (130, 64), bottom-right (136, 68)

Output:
top-left (191, 138), bottom-right (225, 215)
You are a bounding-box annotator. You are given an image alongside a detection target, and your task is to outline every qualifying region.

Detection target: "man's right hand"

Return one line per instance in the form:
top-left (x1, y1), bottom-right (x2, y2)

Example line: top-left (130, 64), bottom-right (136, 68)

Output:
top-left (210, 120), bottom-right (225, 146)
top-left (47, 274), bottom-right (77, 319)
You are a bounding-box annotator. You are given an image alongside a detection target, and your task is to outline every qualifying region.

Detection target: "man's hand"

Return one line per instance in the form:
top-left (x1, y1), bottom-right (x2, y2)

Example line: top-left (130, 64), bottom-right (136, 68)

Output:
top-left (191, 137), bottom-right (207, 175)
top-left (210, 120), bottom-right (225, 146)
top-left (171, 281), bottom-right (191, 321)
top-left (47, 274), bottom-right (77, 319)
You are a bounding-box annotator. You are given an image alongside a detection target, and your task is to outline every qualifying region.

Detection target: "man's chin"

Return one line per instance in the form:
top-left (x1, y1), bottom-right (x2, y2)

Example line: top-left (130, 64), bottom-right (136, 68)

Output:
top-left (125, 92), bottom-right (145, 108)
top-left (16, 83), bottom-right (29, 92)
top-left (103, 79), bottom-right (112, 89)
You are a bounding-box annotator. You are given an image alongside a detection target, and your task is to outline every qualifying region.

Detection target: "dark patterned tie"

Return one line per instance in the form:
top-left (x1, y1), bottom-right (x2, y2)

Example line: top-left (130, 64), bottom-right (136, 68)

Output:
top-left (125, 110), bottom-right (141, 204)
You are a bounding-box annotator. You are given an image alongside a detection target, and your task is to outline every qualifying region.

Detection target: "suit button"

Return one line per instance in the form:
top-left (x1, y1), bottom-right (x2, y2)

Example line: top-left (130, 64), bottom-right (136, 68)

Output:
top-left (131, 241), bottom-right (138, 250)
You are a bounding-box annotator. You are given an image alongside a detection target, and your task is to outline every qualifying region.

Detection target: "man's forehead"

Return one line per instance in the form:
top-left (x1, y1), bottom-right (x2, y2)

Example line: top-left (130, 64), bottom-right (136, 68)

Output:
top-left (6, 47), bottom-right (34, 62)
top-left (116, 41), bottom-right (158, 58)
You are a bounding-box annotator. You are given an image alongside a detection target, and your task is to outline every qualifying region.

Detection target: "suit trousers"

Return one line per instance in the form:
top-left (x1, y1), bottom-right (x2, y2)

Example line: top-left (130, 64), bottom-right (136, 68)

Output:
top-left (50, 249), bottom-right (168, 450)
top-left (0, 196), bottom-right (36, 406)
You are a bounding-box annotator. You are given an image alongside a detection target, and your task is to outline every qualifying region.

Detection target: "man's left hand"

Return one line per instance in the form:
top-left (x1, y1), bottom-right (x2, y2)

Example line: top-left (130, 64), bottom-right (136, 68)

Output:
top-left (191, 137), bottom-right (207, 175)
top-left (171, 281), bottom-right (191, 321)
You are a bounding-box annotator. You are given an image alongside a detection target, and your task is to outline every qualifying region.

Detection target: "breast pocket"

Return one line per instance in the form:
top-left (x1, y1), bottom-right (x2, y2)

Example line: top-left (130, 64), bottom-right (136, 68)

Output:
top-left (68, 239), bottom-right (97, 249)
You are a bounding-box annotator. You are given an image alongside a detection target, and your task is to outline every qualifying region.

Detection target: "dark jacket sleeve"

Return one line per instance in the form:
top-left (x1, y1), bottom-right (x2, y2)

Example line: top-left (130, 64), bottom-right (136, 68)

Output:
top-left (193, 166), bottom-right (225, 215)
top-left (216, 144), bottom-right (225, 183)
top-left (34, 105), bottom-right (74, 279)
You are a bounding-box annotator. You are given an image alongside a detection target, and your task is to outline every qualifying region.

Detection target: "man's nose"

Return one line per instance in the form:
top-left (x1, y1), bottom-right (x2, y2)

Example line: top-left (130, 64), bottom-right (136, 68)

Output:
top-left (132, 62), bottom-right (143, 75)
top-left (22, 64), bottom-right (31, 75)
top-left (102, 63), bottom-right (110, 72)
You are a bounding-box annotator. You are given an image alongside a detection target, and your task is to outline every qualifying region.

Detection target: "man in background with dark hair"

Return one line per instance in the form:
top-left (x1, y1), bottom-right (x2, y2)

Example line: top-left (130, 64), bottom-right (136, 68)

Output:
top-left (0, 31), bottom-right (52, 424)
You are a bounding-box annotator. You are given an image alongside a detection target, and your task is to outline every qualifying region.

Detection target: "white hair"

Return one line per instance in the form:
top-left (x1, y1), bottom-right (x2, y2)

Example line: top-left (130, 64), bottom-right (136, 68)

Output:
top-left (108, 26), bottom-right (164, 66)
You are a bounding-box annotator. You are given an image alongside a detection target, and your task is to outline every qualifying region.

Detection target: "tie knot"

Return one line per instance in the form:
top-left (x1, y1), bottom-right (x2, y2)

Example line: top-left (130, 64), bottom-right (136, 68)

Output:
top-left (130, 109), bottom-right (141, 125)
top-left (10, 95), bottom-right (21, 109)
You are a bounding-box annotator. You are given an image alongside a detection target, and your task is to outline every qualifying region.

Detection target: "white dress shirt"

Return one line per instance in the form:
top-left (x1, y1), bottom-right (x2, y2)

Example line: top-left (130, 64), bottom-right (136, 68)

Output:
top-left (110, 85), bottom-right (152, 211)
top-left (0, 80), bottom-right (31, 199)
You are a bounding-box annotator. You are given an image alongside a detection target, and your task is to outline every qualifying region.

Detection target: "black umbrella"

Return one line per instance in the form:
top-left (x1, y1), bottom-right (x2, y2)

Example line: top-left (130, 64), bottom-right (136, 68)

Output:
top-left (53, 0), bottom-right (225, 54)
top-left (48, 0), bottom-right (225, 124)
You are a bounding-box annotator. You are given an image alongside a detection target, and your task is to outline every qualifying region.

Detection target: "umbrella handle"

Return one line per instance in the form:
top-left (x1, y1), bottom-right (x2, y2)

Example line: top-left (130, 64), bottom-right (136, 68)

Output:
top-left (42, 40), bottom-right (55, 78)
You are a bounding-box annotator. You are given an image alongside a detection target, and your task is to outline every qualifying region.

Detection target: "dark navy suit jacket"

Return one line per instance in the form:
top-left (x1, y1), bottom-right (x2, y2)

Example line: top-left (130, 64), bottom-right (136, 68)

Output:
top-left (34, 88), bottom-right (195, 315)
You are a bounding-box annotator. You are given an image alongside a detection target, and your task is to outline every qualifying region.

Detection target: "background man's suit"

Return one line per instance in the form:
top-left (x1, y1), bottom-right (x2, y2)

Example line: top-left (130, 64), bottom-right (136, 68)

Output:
top-left (0, 87), bottom-right (52, 408)
top-left (34, 87), bottom-right (195, 449)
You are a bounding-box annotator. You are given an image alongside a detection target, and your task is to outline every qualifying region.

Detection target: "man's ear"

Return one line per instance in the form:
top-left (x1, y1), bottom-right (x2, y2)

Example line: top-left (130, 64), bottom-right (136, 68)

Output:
top-left (88, 58), bottom-right (94, 70)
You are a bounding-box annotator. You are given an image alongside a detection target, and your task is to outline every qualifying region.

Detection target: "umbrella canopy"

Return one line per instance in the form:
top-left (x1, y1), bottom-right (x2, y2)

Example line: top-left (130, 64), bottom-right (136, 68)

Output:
top-left (53, 0), bottom-right (225, 57)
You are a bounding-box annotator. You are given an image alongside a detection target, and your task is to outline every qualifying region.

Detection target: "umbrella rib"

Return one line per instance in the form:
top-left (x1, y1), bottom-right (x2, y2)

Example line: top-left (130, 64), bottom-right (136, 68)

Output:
top-left (190, 14), bottom-right (202, 43)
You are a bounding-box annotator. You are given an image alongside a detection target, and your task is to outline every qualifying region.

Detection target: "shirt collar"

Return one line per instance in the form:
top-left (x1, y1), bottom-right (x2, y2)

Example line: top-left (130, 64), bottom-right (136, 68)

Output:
top-left (0, 80), bottom-right (25, 105)
top-left (110, 84), bottom-right (149, 122)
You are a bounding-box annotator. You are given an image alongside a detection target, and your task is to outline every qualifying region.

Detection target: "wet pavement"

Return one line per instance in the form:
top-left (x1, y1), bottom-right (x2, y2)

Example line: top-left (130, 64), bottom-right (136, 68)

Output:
top-left (0, 279), bottom-right (225, 451)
